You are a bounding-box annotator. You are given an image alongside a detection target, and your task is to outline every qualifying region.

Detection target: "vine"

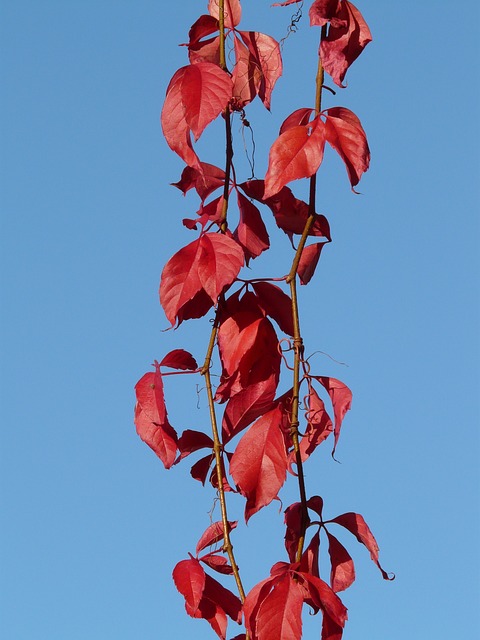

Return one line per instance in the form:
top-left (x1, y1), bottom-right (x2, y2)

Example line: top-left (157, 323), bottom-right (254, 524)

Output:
top-left (134, 1), bottom-right (393, 638)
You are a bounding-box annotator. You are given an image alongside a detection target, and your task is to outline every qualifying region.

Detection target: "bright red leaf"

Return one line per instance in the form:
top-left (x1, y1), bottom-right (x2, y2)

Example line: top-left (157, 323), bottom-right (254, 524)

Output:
top-left (296, 571), bottom-right (348, 630)
top-left (134, 363), bottom-right (178, 469)
top-left (236, 31), bottom-right (282, 110)
top-left (160, 233), bottom-right (244, 327)
top-left (172, 162), bottom-right (225, 201)
top-left (230, 405), bottom-right (288, 521)
top-left (324, 106), bottom-right (370, 189)
top-left (279, 107), bottom-right (315, 135)
top-left (255, 573), bottom-right (304, 640)
top-left (198, 552), bottom-right (234, 575)
top-left (233, 191), bottom-right (270, 262)
top-left (252, 281), bottom-right (294, 337)
top-left (173, 558), bottom-right (206, 614)
top-left (161, 63), bottom-right (233, 168)
top-left (264, 117), bottom-right (326, 198)
top-left (309, 0), bottom-right (343, 27)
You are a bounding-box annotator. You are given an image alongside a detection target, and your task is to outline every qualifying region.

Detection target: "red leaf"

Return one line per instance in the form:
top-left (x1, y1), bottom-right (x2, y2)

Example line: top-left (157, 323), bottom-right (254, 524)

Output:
top-left (327, 512), bottom-right (394, 581)
top-left (134, 364), bottom-right (178, 469)
top-left (236, 31), bottom-right (282, 110)
top-left (173, 558), bottom-right (206, 614)
top-left (208, 0), bottom-right (242, 28)
top-left (161, 63), bottom-right (233, 168)
top-left (230, 405), bottom-right (288, 521)
top-left (203, 573), bottom-right (242, 624)
top-left (240, 180), bottom-right (331, 242)
top-left (314, 377), bottom-right (352, 457)
top-left (255, 573), bottom-right (304, 640)
top-left (264, 116), bottom-right (326, 198)
top-left (185, 15), bottom-right (219, 49)
top-left (233, 191), bottom-right (270, 262)
top-left (297, 571), bottom-right (348, 630)
top-left (172, 162), bottom-right (225, 201)
top-left (279, 107), bottom-right (315, 135)
top-left (231, 35), bottom-right (261, 109)
top-left (299, 385), bottom-right (333, 460)
top-left (309, 0), bottom-right (343, 27)
top-left (196, 521), bottom-right (238, 555)
top-left (321, 614), bottom-right (345, 640)
top-left (298, 242), bottom-right (328, 285)
top-left (324, 107), bottom-right (370, 189)
top-left (307, 495), bottom-right (324, 520)
top-left (252, 281), bottom-right (294, 337)
top-left (300, 530), bottom-right (321, 580)
top-left (221, 375), bottom-right (278, 442)
top-left (176, 429), bottom-right (214, 462)
top-left (160, 233), bottom-right (244, 327)
top-left (326, 531), bottom-right (356, 592)
top-left (320, 0), bottom-right (372, 87)
top-left (284, 502), bottom-right (303, 562)
top-left (159, 349), bottom-right (198, 370)
top-left (199, 552), bottom-right (234, 575)
top-left (243, 575), bottom-right (280, 639)
top-left (190, 453), bottom-right (214, 485)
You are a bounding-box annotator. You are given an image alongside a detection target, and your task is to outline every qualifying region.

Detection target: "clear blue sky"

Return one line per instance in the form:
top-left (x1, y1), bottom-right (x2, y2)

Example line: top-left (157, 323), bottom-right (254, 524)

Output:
top-left (1, 1), bottom-right (479, 639)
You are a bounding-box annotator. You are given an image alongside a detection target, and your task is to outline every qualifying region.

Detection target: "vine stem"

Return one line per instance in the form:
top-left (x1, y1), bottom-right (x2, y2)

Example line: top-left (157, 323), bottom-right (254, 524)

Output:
top-left (287, 25), bottom-right (327, 563)
top-left (200, 0), bottom-right (248, 615)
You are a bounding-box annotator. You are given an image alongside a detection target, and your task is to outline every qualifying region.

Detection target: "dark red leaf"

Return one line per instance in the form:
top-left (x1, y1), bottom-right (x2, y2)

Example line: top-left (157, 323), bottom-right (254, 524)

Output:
top-left (196, 520), bottom-right (237, 555)
top-left (176, 430), bottom-right (214, 463)
top-left (284, 502), bottom-right (303, 562)
top-left (326, 531), bottom-right (356, 592)
top-left (324, 106), bottom-right (370, 189)
top-left (240, 180), bottom-right (331, 241)
top-left (298, 242), bottom-right (328, 285)
top-left (185, 15), bottom-right (219, 49)
top-left (203, 573), bottom-right (242, 624)
top-left (230, 405), bottom-right (288, 521)
top-left (160, 233), bottom-right (244, 327)
top-left (327, 512), bottom-right (394, 581)
top-left (190, 453), bottom-right (214, 485)
top-left (264, 116), bottom-right (326, 198)
top-left (297, 571), bottom-right (348, 630)
top-left (233, 191), bottom-right (270, 262)
top-left (320, 0), bottom-right (372, 87)
top-left (173, 558), bottom-right (206, 614)
top-left (300, 530), bottom-right (321, 580)
top-left (297, 386), bottom-right (333, 460)
top-left (159, 349), bottom-right (198, 371)
top-left (321, 614), bottom-right (345, 640)
top-left (307, 495), bottom-right (325, 520)
top-left (252, 281), bottom-right (294, 337)
top-left (199, 552), bottom-right (234, 575)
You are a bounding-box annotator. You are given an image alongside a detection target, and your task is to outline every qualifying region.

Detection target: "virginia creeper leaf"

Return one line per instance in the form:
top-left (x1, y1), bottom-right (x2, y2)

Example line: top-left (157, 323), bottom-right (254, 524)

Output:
top-left (230, 405), bottom-right (288, 521)
top-left (196, 521), bottom-right (238, 555)
top-left (199, 552), bottom-right (234, 575)
top-left (173, 558), bottom-right (206, 614)
top-left (160, 233), bottom-right (244, 327)
top-left (236, 31), bottom-right (282, 110)
top-left (159, 349), bottom-right (198, 371)
top-left (279, 107), bottom-right (315, 135)
top-left (264, 117), bottom-right (326, 198)
top-left (252, 281), bottom-right (295, 337)
top-left (326, 530), bottom-right (356, 592)
top-left (134, 363), bottom-right (178, 469)
top-left (298, 242), bottom-right (328, 285)
top-left (208, 0), bottom-right (242, 28)
top-left (172, 162), bottom-right (225, 201)
top-left (176, 429), bottom-right (214, 462)
top-left (255, 573), bottom-right (304, 640)
top-left (327, 512), bottom-right (394, 580)
top-left (314, 376), bottom-right (352, 457)
top-left (233, 191), bottom-right (270, 262)
top-left (320, 0), bottom-right (372, 87)
top-left (324, 106), bottom-right (370, 189)
top-left (309, 0), bottom-right (343, 27)
top-left (297, 571), bottom-right (348, 630)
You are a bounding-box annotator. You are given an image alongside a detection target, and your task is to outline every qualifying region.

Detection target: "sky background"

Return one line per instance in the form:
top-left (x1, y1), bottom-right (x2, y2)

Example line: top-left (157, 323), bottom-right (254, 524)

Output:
top-left (1, 1), bottom-right (479, 639)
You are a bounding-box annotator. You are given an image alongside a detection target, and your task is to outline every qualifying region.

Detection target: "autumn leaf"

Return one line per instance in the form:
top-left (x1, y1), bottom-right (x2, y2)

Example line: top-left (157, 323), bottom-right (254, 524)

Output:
top-left (263, 116), bottom-right (326, 198)
top-left (320, 0), bottom-right (372, 87)
top-left (196, 521), bottom-right (238, 555)
top-left (298, 242), bottom-right (328, 285)
top-left (208, 0), bottom-right (242, 29)
top-left (314, 376), bottom-right (352, 457)
top-left (160, 233), bottom-right (244, 327)
top-left (134, 362), bottom-right (178, 469)
top-left (324, 106), bottom-right (370, 189)
top-left (326, 530), bottom-right (356, 592)
top-left (159, 349), bottom-right (198, 371)
top-left (230, 405), bottom-right (288, 521)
